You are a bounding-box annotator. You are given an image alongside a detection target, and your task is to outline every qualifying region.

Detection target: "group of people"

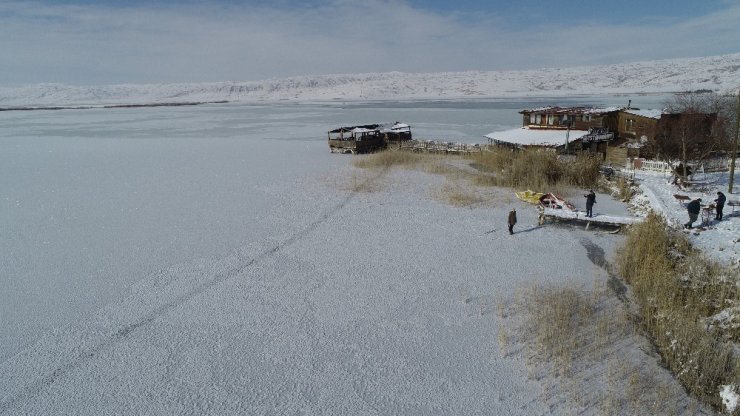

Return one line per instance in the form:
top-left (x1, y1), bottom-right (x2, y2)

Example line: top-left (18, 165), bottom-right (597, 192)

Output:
top-left (505, 190), bottom-right (595, 235)
top-left (684, 191), bottom-right (727, 229)
top-left (579, 188), bottom-right (729, 230)
top-left (506, 188), bottom-right (728, 234)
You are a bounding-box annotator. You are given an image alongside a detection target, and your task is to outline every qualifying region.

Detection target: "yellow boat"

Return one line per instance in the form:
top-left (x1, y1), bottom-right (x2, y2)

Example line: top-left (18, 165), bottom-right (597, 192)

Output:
top-left (515, 189), bottom-right (544, 204)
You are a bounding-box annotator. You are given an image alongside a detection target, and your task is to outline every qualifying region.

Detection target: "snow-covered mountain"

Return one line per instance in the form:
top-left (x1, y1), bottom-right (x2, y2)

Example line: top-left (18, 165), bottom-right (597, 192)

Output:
top-left (2, 53), bottom-right (740, 107)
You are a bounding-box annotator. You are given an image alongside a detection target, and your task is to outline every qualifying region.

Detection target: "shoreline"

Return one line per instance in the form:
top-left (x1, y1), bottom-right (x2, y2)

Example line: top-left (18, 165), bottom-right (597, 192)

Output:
top-left (0, 100), bottom-right (229, 112)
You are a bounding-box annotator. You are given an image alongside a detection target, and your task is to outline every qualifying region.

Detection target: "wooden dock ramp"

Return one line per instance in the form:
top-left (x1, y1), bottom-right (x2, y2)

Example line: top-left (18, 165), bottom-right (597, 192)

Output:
top-left (538, 207), bottom-right (644, 232)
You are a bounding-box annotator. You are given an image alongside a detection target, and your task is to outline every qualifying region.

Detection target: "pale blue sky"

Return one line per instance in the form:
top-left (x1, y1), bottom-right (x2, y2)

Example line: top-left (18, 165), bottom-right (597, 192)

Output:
top-left (1, 0), bottom-right (738, 85)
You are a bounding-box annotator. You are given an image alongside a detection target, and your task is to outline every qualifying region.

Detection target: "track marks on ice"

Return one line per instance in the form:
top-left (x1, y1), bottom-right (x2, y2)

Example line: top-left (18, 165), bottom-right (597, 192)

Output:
top-left (0, 167), bottom-right (387, 414)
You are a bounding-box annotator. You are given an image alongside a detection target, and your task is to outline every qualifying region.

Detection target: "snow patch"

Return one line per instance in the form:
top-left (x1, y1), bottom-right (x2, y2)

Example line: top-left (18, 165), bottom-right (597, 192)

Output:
top-left (721, 385), bottom-right (740, 413)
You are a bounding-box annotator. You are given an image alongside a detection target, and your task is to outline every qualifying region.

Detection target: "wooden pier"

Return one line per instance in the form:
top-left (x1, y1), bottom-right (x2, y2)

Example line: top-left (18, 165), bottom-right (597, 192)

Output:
top-left (538, 207), bottom-right (643, 231)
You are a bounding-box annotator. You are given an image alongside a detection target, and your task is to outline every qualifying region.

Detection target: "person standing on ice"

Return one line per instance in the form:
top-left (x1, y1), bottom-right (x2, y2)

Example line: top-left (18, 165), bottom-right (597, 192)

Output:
top-left (684, 198), bottom-right (702, 229)
top-left (714, 191), bottom-right (726, 221)
top-left (584, 190), bottom-right (596, 217)
top-left (507, 209), bottom-right (517, 235)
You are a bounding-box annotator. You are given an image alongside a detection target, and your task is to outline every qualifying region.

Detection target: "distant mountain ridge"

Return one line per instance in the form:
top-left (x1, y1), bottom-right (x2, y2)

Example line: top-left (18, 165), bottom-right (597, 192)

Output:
top-left (2, 53), bottom-right (739, 107)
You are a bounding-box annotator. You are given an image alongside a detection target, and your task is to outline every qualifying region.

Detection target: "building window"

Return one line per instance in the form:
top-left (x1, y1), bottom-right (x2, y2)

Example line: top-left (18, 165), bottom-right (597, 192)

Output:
top-left (626, 119), bottom-right (635, 133)
top-left (547, 115), bottom-right (554, 125)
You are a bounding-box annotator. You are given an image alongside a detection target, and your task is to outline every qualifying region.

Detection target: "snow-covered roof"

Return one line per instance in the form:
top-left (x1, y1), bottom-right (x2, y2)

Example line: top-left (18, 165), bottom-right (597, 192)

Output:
top-left (330, 122), bottom-right (410, 134)
top-left (485, 127), bottom-right (588, 147)
top-left (586, 106), bottom-right (624, 114)
top-left (623, 108), bottom-right (663, 119)
top-left (520, 106), bottom-right (624, 115)
top-left (328, 124), bottom-right (380, 133)
top-left (389, 122), bottom-right (410, 130)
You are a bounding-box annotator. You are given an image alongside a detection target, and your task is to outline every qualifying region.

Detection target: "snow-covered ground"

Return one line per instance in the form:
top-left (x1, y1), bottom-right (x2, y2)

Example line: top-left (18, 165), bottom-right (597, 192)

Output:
top-left (1, 53), bottom-right (739, 107)
top-left (629, 170), bottom-right (739, 267)
top-left (0, 100), bottom-right (724, 414)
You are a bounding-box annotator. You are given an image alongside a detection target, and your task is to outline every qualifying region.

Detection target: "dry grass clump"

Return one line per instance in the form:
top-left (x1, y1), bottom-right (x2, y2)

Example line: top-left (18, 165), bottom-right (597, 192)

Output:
top-left (345, 172), bottom-right (383, 193)
top-left (614, 175), bottom-right (635, 201)
top-left (350, 148), bottom-right (453, 173)
top-left (343, 149), bottom-right (448, 193)
top-left (512, 283), bottom-right (702, 414)
top-left (349, 148), bottom-right (422, 169)
top-left (352, 148), bottom-right (602, 192)
top-left (526, 287), bottom-right (595, 375)
top-left (436, 181), bottom-right (485, 207)
top-left (617, 212), bottom-right (740, 411)
top-left (349, 148), bottom-right (602, 206)
top-left (470, 149), bottom-right (601, 190)
top-left (561, 154), bottom-right (603, 188)
top-left (523, 285), bottom-right (633, 376)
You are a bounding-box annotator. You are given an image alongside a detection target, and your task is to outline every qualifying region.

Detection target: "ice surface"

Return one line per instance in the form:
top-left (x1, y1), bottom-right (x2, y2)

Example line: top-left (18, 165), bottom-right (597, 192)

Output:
top-left (0, 99), bottom-right (722, 415)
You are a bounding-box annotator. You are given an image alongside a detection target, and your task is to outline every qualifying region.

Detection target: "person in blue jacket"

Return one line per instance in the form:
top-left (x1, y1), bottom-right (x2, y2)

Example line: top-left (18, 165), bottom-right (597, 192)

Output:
top-left (714, 191), bottom-right (726, 221)
top-left (684, 198), bottom-right (702, 229)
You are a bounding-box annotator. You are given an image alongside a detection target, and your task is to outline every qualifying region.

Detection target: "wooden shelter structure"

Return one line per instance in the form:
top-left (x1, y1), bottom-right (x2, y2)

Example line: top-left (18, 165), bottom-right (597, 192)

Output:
top-left (381, 122), bottom-right (412, 145)
top-left (328, 124), bottom-right (385, 154)
top-left (328, 122), bottom-right (412, 154)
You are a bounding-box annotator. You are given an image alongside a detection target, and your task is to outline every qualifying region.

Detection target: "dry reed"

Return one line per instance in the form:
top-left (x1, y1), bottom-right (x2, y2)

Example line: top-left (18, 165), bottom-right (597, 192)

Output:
top-left (617, 212), bottom-right (740, 411)
top-left (352, 147), bottom-right (603, 198)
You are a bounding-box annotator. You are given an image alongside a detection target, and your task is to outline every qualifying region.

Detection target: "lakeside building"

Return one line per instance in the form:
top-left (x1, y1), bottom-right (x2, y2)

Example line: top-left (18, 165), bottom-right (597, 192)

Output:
top-left (485, 104), bottom-right (717, 165)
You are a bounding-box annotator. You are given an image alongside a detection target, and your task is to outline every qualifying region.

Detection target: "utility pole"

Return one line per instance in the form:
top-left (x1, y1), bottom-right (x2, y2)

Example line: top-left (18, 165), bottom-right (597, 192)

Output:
top-left (729, 91), bottom-right (740, 194)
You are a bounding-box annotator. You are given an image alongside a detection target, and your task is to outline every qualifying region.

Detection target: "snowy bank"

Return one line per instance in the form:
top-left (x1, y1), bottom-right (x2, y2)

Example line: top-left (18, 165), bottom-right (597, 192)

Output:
top-left (631, 170), bottom-right (740, 267)
top-left (1, 53), bottom-right (740, 107)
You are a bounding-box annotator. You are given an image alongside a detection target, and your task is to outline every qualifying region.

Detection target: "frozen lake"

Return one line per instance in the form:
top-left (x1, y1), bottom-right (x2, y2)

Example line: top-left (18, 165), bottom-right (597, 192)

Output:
top-left (1, 96), bottom-right (669, 414)
top-left (2, 96), bottom-right (674, 360)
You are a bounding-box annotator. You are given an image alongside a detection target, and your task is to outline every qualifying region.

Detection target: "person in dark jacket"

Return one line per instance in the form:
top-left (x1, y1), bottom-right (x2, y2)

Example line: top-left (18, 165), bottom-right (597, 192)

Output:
top-left (684, 198), bottom-right (702, 229)
top-left (507, 209), bottom-right (517, 235)
top-left (584, 190), bottom-right (596, 217)
top-left (714, 191), bottom-right (726, 221)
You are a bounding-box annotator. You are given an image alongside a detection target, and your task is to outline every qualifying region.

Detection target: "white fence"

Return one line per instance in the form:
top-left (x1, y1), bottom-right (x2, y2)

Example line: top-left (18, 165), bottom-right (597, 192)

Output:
top-left (626, 158), bottom-right (732, 174)
top-left (700, 158), bottom-right (734, 172)
top-left (611, 157), bottom-right (732, 181)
